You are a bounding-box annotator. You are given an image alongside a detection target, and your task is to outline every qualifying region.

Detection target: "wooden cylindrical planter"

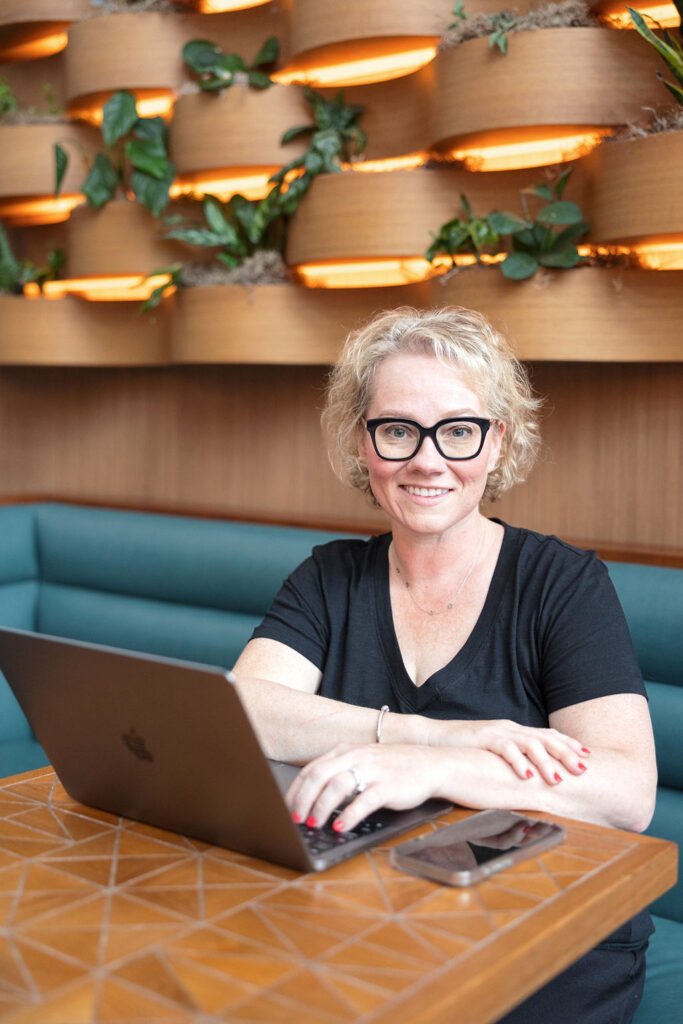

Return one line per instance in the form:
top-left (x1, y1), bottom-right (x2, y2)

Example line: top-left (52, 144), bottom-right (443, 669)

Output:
top-left (286, 166), bottom-right (587, 279)
top-left (63, 200), bottom-right (208, 280)
top-left (584, 132), bottom-right (683, 245)
top-left (0, 0), bottom-right (89, 62)
top-left (64, 8), bottom-right (288, 120)
top-left (339, 67), bottom-right (433, 165)
top-left (0, 295), bottom-right (169, 365)
top-left (0, 122), bottom-right (96, 225)
top-left (431, 267), bottom-right (683, 361)
top-left (170, 84), bottom-right (310, 196)
top-left (431, 29), bottom-right (669, 169)
top-left (170, 282), bottom-right (432, 363)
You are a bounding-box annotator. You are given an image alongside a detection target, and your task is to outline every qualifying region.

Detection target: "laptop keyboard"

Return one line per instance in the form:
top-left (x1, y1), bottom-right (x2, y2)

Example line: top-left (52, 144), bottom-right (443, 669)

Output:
top-left (298, 810), bottom-right (386, 855)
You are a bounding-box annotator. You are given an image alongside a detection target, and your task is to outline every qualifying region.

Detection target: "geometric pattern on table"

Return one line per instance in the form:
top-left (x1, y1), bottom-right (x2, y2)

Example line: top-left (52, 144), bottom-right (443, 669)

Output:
top-left (0, 769), bottom-right (638, 1023)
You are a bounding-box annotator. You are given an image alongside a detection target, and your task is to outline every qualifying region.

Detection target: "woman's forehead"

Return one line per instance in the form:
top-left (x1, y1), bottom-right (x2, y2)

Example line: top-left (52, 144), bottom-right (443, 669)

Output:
top-left (368, 352), bottom-right (487, 413)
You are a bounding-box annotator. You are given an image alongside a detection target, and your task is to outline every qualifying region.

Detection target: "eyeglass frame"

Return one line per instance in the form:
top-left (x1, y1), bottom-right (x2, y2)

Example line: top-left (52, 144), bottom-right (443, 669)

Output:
top-left (365, 417), bottom-right (496, 462)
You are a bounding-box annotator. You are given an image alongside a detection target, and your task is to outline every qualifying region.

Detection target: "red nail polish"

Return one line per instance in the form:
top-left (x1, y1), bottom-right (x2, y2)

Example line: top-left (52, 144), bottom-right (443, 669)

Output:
top-left (332, 819), bottom-right (345, 832)
top-left (305, 816), bottom-right (317, 828)
top-left (581, 748), bottom-right (591, 755)
top-left (525, 769), bottom-right (534, 779)
top-left (578, 763), bottom-right (587, 772)
top-left (553, 772), bottom-right (563, 783)
top-left (292, 811), bottom-right (301, 823)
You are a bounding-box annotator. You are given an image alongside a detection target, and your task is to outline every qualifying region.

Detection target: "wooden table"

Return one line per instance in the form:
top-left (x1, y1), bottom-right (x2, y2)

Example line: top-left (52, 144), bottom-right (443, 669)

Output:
top-left (0, 767), bottom-right (677, 1024)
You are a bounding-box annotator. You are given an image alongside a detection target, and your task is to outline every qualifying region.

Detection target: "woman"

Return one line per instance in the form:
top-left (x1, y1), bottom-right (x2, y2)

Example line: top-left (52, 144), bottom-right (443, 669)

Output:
top-left (233, 306), bottom-right (656, 1023)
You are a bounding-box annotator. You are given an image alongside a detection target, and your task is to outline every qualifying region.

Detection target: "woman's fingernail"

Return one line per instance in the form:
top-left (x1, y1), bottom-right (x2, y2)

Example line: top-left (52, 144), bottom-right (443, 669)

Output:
top-left (305, 816), bottom-right (317, 828)
top-left (525, 769), bottom-right (534, 779)
top-left (581, 748), bottom-right (591, 755)
top-left (553, 772), bottom-right (563, 783)
top-left (332, 819), bottom-right (345, 832)
top-left (292, 811), bottom-right (301, 823)
top-left (578, 763), bottom-right (587, 772)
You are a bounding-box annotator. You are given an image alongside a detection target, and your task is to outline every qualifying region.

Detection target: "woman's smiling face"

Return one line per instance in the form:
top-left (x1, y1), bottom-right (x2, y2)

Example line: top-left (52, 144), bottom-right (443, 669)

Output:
top-left (358, 351), bottom-right (504, 538)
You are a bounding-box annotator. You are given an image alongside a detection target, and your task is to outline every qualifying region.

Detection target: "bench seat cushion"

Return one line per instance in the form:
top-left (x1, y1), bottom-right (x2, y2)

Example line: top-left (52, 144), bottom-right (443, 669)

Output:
top-left (634, 915), bottom-right (683, 1023)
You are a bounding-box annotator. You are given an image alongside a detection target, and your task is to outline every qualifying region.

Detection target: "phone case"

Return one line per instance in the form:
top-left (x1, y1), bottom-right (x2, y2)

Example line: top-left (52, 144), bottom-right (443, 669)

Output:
top-left (390, 810), bottom-right (566, 886)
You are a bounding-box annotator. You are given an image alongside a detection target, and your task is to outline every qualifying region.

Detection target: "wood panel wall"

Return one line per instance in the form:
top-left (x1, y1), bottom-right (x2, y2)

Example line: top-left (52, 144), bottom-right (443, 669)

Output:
top-left (0, 361), bottom-right (680, 552)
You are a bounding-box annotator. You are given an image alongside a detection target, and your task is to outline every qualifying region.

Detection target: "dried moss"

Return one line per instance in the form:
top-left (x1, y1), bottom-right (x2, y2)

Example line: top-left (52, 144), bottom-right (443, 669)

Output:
top-left (179, 251), bottom-right (290, 288)
top-left (614, 108), bottom-right (683, 140)
top-left (440, 0), bottom-right (597, 48)
top-left (0, 112), bottom-right (65, 126)
top-left (87, 0), bottom-right (187, 16)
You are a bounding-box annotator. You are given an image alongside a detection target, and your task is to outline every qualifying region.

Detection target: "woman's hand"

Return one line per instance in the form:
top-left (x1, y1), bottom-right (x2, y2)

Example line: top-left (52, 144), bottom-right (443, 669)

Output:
top-left (429, 719), bottom-right (590, 786)
top-left (287, 743), bottom-right (444, 834)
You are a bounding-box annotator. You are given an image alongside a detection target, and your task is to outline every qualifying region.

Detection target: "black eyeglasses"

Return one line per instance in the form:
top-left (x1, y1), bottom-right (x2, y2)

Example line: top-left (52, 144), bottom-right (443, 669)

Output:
top-left (366, 417), bottom-right (495, 461)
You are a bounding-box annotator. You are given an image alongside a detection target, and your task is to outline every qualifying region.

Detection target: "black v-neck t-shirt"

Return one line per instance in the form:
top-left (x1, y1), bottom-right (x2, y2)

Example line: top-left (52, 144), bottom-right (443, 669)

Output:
top-left (251, 520), bottom-right (645, 722)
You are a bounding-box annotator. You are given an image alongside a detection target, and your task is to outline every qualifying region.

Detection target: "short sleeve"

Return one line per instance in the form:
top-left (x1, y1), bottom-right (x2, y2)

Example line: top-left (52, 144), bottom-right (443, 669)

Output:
top-left (250, 550), bottom-right (330, 670)
top-left (538, 553), bottom-right (646, 714)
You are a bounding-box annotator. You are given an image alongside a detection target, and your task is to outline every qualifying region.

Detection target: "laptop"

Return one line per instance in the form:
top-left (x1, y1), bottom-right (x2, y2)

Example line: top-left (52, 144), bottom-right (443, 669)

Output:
top-left (0, 627), bottom-right (451, 872)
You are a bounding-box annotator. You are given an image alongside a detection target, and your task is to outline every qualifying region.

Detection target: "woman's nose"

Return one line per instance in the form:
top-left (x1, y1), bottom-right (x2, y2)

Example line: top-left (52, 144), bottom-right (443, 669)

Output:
top-left (410, 435), bottom-right (446, 470)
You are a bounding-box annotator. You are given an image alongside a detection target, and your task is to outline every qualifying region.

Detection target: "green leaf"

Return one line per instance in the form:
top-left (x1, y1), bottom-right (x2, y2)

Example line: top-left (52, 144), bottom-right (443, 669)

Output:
top-left (501, 252), bottom-right (538, 279)
top-left (304, 149), bottom-right (325, 174)
top-left (446, 224), bottom-right (469, 249)
top-left (217, 252), bottom-right (241, 269)
top-left (539, 246), bottom-right (580, 268)
top-left (488, 210), bottom-right (530, 234)
top-left (281, 123), bottom-right (314, 145)
top-left (183, 39), bottom-right (223, 73)
top-left (131, 165), bottom-right (174, 216)
top-left (83, 152), bottom-right (118, 208)
top-left (247, 70), bottom-right (271, 89)
top-left (554, 168), bottom-right (573, 198)
top-left (489, 29), bottom-right (508, 54)
top-left (203, 196), bottom-right (242, 247)
top-left (125, 139), bottom-right (169, 180)
top-left (629, 8), bottom-right (683, 73)
top-left (279, 171), bottom-right (312, 215)
top-left (198, 78), bottom-right (232, 92)
top-left (228, 193), bottom-right (258, 241)
top-left (460, 193), bottom-right (473, 219)
top-left (0, 223), bottom-right (19, 291)
top-left (101, 90), bottom-right (138, 147)
top-left (536, 200), bottom-right (583, 225)
top-left (216, 53), bottom-right (247, 74)
top-left (660, 73), bottom-right (683, 103)
top-left (522, 183), bottom-right (553, 201)
top-left (164, 227), bottom-right (226, 246)
top-left (554, 220), bottom-right (590, 247)
top-left (252, 35), bottom-right (279, 67)
top-left (133, 117), bottom-right (168, 146)
top-left (54, 143), bottom-right (68, 198)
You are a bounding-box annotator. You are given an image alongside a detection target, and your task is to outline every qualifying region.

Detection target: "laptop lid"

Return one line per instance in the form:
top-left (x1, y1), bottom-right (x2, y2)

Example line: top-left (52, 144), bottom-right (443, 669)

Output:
top-left (0, 627), bottom-right (449, 872)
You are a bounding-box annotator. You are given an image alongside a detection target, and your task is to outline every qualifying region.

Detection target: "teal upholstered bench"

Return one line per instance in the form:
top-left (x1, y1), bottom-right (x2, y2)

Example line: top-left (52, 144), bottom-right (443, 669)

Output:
top-left (0, 501), bottom-right (680, 1018)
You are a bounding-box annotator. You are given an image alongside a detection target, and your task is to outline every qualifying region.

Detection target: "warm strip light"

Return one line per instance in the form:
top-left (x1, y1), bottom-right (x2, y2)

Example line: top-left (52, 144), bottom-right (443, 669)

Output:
top-left (194, 0), bottom-right (271, 10)
top-left (0, 31), bottom-right (68, 62)
top-left (170, 169), bottom-right (277, 201)
top-left (70, 91), bottom-right (175, 126)
top-left (0, 194), bottom-right (83, 227)
top-left (630, 239), bottom-right (683, 270)
top-left (346, 152), bottom-right (428, 173)
top-left (294, 254), bottom-right (505, 288)
top-left (273, 45), bottom-right (437, 88)
top-left (37, 274), bottom-right (173, 302)
top-left (598, 3), bottom-right (680, 28)
top-left (446, 129), bottom-right (610, 172)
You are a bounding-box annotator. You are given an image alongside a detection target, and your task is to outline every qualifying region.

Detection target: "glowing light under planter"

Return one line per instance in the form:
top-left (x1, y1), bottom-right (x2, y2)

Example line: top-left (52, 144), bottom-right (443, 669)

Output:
top-left (190, 0), bottom-right (271, 10)
top-left (69, 91), bottom-right (175, 126)
top-left (170, 168), bottom-right (278, 202)
top-left (273, 43), bottom-right (438, 87)
top-left (294, 253), bottom-right (504, 288)
top-left (0, 195), bottom-right (83, 227)
top-left (348, 153), bottom-right (428, 173)
top-left (0, 31), bottom-right (68, 62)
top-left (597, 1), bottom-right (680, 28)
top-left (631, 238), bottom-right (683, 270)
top-left (444, 127), bottom-right (610, 172)
top-left (29, 274), bottom-right (174, 302)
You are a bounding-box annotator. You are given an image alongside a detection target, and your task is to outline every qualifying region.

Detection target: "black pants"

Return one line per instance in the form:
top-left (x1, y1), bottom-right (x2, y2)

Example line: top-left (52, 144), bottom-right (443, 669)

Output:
top-left (496, 911), bottom-right (654, 1024)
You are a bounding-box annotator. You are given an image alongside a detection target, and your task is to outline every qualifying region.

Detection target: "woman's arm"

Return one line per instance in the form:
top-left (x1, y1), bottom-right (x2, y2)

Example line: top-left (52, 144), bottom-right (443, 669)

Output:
top-left (286, 693), bottom-right (656, 834)
top-left (234, 638), bottom-right (590, 777)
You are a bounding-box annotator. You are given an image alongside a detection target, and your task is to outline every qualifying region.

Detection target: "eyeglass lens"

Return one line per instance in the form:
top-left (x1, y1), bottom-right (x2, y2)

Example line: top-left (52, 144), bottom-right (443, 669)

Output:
top-left (373, 420), bottom-right (485, 459)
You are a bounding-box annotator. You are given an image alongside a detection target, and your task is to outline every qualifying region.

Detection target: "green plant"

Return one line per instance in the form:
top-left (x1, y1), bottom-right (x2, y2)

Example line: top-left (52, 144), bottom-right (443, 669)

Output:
top-left (488, 11), bottom-right (518, 54)
top-left (182, 36), bottom-right (279, 91)
top-left (54, 90), bottom-right (175, 216)
top-left (489, 169), bottom-right (589, 279)
top-left (449, 1), bottom-right (467, 27)
top-left (140, 262), bottom-right (182, 312)
top-left (0, 224), bottom-right (64, 295)
top-left (0, 77), bottom-right (18, 118)
top-left (629, 2), bottom-right (683, 105)
top-left (426, 194), bottom-right (499, 265)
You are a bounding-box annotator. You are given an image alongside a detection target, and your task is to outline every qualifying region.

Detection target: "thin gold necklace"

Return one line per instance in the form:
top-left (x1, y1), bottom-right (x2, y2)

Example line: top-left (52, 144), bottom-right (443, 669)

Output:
top-left (391, 524), bottom-right (486, 616)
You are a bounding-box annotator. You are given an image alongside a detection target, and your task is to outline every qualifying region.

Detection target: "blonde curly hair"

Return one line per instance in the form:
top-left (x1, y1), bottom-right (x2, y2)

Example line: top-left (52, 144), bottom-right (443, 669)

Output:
top-left (322, 306), bottom-right (542, 504)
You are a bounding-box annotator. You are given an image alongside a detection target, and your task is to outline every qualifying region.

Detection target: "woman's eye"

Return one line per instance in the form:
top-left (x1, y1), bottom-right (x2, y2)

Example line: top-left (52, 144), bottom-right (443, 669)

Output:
top-left (448, 424), bottom-right (474, 439)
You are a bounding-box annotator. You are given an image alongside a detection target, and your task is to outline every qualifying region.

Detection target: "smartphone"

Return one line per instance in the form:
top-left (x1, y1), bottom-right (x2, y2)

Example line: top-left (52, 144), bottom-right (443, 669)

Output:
top-left (390, 809), bottom-right (566, 886)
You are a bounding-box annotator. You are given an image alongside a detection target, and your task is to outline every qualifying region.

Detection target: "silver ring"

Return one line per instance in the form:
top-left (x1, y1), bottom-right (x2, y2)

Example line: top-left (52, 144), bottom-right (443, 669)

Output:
top-left (348, 766), bottom-right (366, 795)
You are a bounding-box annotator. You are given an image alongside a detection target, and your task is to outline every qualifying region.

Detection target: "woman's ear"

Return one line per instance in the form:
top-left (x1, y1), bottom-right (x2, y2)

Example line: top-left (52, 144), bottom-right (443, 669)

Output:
top-left (487, 421), bottom-right (506, 472)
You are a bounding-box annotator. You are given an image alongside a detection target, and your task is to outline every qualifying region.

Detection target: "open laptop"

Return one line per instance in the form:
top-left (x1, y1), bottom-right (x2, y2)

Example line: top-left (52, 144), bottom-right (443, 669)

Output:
top-left (0, 627), bottom-right (450, 872)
